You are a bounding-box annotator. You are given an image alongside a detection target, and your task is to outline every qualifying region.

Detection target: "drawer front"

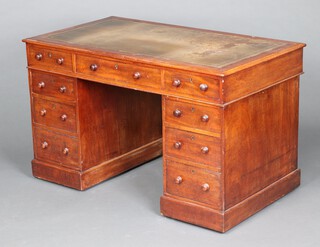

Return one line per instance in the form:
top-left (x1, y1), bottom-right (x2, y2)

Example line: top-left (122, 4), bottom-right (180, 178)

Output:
top-left (166, 160), bottom-right (221, 208)
top-left (164, 97), bottom-right (221, 134)
top-left (164, 70), bottom-right (220, 103)
top-left (165, 128), bottom-right (221, 168)
top-left (34, 128), bottom-right (80, 168)
top-left (76, 55), bottom-right (161, 90)
top-left (33, 97), bottom-right (77, 133)
top-left (28, 45), bottom-right (73, 72)
top-left (31, 71), bottom-right (76, 100)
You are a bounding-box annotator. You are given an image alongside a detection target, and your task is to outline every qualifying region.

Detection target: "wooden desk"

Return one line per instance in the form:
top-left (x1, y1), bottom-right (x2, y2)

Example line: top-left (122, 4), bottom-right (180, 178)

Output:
top-left (23, 16), bottom-right (305, 232)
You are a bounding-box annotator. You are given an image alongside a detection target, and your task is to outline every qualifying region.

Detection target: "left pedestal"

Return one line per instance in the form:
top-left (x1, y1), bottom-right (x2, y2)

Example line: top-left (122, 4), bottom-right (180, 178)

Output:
top-left (28, 69), bottom-right (162, 190)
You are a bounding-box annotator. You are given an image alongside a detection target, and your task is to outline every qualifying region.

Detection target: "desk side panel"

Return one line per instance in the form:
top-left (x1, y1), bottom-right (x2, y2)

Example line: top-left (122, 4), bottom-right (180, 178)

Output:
top-left (223, 77), bottom-right (300, 209)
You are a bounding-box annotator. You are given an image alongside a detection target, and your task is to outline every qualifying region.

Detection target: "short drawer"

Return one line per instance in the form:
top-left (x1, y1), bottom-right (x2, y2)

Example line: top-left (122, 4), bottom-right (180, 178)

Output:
top-left (27, 44), bottom-right (73, 72)
top-left (164, 97), bottom-right (221, 134)
top-left (165, 160), bottom-right (221, 208)
top-left (165, 127), bottom-right (221, 168)
top-left (164, 70), bottom-right (220, 103)
top-left (31, 71), bottom-right (77, 100)
top-left (76, 55), bottom-right (161, 90)
top-left (34, 127), bottom-right (80, 168)
top-left (32, 97), bottom-right (77, 133)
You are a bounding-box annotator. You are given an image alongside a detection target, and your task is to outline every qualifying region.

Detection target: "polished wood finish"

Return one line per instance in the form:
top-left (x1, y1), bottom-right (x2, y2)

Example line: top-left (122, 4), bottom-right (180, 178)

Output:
top-left (165, 127), bottom-right (221, 168)
top-left (163, 70), bottom-right (220, 103)
top-left (224, 77), bottom-right (299, 208)
top-left (161, 169), bottom-right (300, 232)
top-left (33, 97), bottom-right (77, 132)
top-left (28, 44), bottom-right (73, 72)
top-left (77, 80), bottom-right (162, 171)
top-left (28, 66), bottom-right (162, 188)
top-left (33, 127), bottom-right (80, 169)
top-left (23, 16), bottom-right (305, 232)
top-left (165, 160), bottom-right (221, 208)
top-left (31, 71), bottom-right (77, 100)
top-left (163, 97), bottom-right (221, 134)
top-left (76, 54), bottom-right (162, 91)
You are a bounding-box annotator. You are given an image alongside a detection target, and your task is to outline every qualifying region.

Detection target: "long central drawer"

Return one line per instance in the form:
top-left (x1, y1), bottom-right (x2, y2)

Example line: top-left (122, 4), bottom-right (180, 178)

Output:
top-left (76, 55), bottom-right (161, 90)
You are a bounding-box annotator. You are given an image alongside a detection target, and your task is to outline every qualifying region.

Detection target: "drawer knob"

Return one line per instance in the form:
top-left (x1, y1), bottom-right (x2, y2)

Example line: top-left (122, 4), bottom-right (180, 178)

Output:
top-left (60, 114), bottom-right (67, 121)
top-left (172, 79), bottom-right (181, 87)
top-left (41, 141), bottom-right (48, 149)
top-left (199, 83), bottom-right (208, 92)
top-left (175, 176), bottom-right (183, 184)
top-left (174, 141), bottom-right (182, 149)
top-left (90, 64), bottom-right (98, 71)
top-left (173, 109), bottom-right (182, 118)
top-left (40, 109), bottom-right (47, 116)
top-left (59, 86), bottom-right (67, 93)
top-left (38, 82), bottom-right (45, 88)
top-left (201, 114), bottom-right (209, 122)
top-left (133, 72), bottom-right (141, 79)
top-left (63, 147), bottom-right (69, 155)
top-left (35, 53), bottom-right (43, 61)
top-left (201, 183), bottom-right (210, 192)
top-left (201, 146), bottom-right (209, 154)
top-left (57, 58), bottom-right (64, 65)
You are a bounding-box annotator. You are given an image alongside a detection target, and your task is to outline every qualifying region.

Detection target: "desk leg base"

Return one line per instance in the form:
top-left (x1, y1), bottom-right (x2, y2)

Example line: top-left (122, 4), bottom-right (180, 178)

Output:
top-left (160, 169), bottom-right (300, 232)
top-left (32, 138), bottom-right (163, 190)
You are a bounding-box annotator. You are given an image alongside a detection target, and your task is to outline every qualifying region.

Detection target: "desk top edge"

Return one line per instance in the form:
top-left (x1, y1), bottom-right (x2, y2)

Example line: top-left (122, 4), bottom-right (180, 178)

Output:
top-left (23, 16), bottom-right (306, 76)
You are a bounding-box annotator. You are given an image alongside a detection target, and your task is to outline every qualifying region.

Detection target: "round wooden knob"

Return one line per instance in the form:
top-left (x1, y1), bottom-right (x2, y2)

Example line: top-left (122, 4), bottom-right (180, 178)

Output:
top-left (174, 141), bottom-right (182, 149)
top-left (35, 53), bottom-right (43, 61)
top-left (199, 83), bottom-right (208, 92)
top-left (57, 58), bottom-right (64, 65)
top-left (201, 114), bottom-right (209, 122)
top-left (60, 114), bottom-right (67, 121)
top-left (133, 72), bottom-right (141, 79)
top-left (173, 109), bottom-right (182, 118)
top-left (41, 141), bottom-right (48, 149)
top-left (38, 82), bottom-right (45, 88)
top-left (172, 79), bottom-right (181, 87)
top-left (201, 183), bottom-right (210, 192)
top-left (63, 147), bottom-right (69, 155)
top-left (201, 146), bottom-right (209, 154)
top-left (90, 64), bottom-right (98, 71)
top-left (40, 109), bottom-right (46, 116)
top-left (59, 86), bottom-right (66, 93)
top-left (175, 176), bottom-right (183, 184)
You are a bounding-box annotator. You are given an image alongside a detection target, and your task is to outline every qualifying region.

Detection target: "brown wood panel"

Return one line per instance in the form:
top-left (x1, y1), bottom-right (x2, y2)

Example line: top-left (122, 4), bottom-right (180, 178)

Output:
top-left (164, 70), bottom-right (220, 103)
top-left (82, 139), bottom-right (163, 189)
top-left (163, 97), bottom-right (221, 134)
top-left (31, 70), bottom-right (77, 100)
top-left (161, 168), bottom-right (300, 232)
top-left (222, 49), bottom-right (303, 103)
top-left (224, 169), bottom-right (301, 232)
top-left (165, 127), bottom-right (221, 168)
top-left (224, 77), bottom-right (299, 209)
top-left (76, 54), bottom-right (161, 90)
top-left (165, 160), bottom-right (221, 209)
top-left (77, 80), bottom-right (162, 170)
top-left (160, 196), bottom-right (224, 232)
top-left (28, 44), bottom-right (73, 72)
top-left (32, 138), bottom-right (162, 190)
top-left (32, 159), bottom-right (82, 189)
top-left (32, 97), bottom-right (77, 133)
top-left (33, 127), bottom-right (80, 169)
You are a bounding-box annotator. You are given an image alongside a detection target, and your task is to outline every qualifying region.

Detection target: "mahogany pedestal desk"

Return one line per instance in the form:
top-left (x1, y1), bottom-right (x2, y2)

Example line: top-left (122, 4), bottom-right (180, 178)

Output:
top-left (23, 17), bottom-right (305, 232)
